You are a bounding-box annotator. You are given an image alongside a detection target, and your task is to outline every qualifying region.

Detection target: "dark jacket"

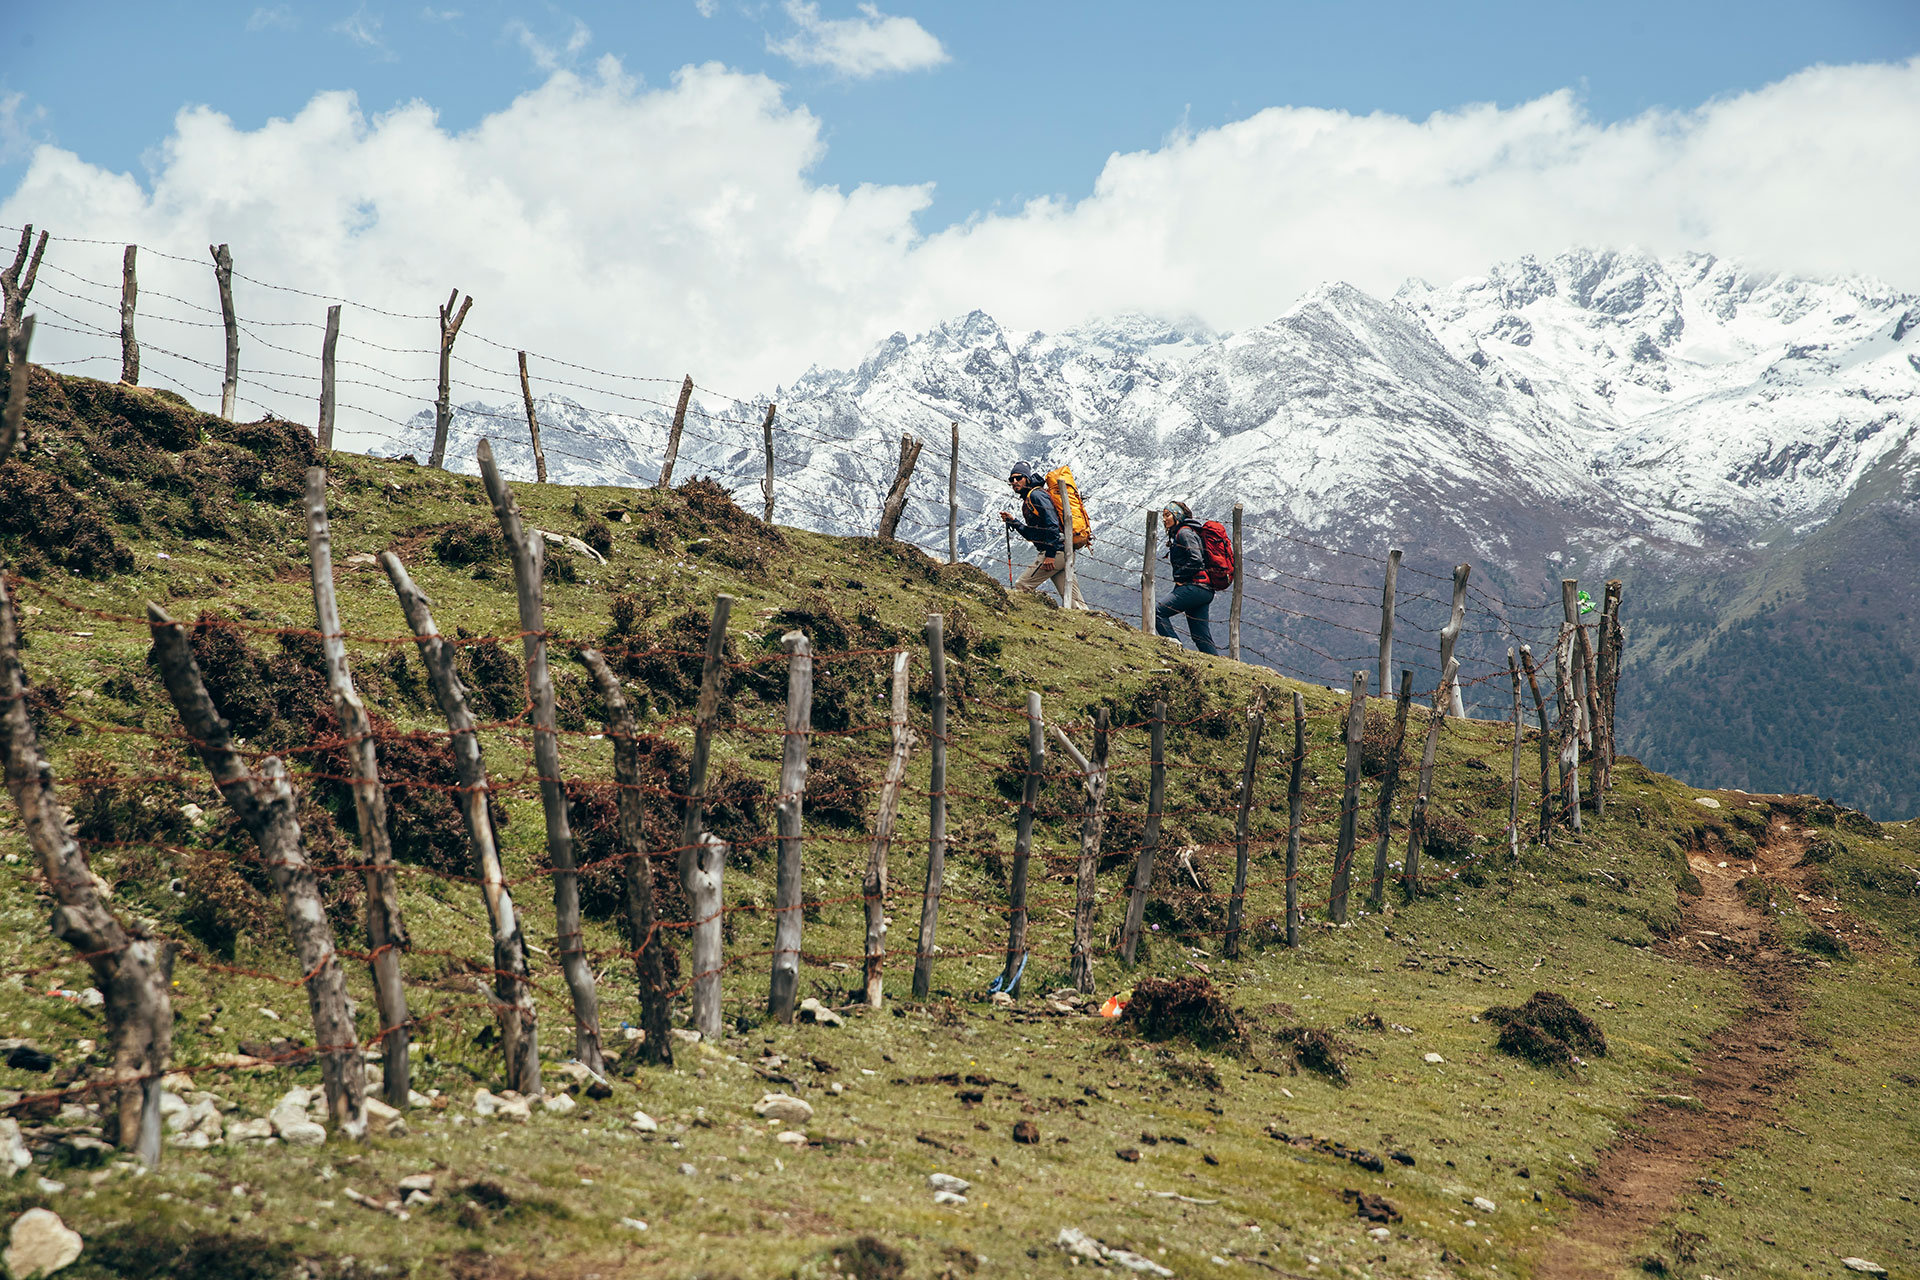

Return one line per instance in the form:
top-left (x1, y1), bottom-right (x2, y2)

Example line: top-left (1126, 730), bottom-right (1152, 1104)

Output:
top-left (1010, 486), bottom-right (1065, 555)
top-left (1167, 520), bottom-right (1210, 587)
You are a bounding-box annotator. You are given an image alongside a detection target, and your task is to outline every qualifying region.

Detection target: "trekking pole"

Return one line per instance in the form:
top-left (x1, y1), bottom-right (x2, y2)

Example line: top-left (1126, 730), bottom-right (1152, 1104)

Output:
top-left (1005, 522), bottom-right (1014, 587)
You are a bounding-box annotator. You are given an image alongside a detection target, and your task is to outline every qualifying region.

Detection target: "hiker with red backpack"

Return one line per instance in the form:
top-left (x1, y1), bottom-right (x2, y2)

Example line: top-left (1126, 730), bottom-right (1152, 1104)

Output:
top-left (1001, 460), bottom-right (1087, 609)
top-left (1155, 501), bottom-right (1231, 655)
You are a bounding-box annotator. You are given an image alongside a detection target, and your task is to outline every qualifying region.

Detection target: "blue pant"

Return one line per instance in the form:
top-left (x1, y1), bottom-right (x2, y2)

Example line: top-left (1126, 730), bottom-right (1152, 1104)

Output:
top-left (1156, 583), bottom-right (1219, 655)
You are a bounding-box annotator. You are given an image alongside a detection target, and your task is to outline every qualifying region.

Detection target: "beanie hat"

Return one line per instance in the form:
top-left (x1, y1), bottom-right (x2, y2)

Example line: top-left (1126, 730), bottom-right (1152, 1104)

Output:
top-left (1008, 461), bottom-right (1035, 482)
top-left (1163, 500), bottom-right (1192, 521)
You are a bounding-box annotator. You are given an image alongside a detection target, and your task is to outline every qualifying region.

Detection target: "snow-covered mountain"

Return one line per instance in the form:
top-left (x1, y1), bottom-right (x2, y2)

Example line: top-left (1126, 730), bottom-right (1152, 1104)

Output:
top-left (401, 249), bottom-right (1920, 816)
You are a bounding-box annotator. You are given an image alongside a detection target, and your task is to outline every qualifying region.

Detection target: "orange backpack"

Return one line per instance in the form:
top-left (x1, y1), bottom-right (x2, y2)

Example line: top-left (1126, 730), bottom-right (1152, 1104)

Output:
top-left (1044, 464), bottom-right (1092, 549)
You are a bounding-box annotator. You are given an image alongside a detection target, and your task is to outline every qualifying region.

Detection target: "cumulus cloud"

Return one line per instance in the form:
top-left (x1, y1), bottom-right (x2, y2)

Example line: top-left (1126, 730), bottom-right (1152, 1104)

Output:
top-left (3, 56), bottom-right (1917, 446)
top-left (768, 2), bottom-right (948, 78)
top-left (506, 16), bottom-right (592, 73)
top-left (0, 92), bottom-right (49, 164)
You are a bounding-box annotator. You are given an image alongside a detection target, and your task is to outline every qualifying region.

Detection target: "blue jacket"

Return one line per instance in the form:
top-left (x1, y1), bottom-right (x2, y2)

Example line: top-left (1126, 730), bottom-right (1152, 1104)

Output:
top-left (1010, 487), bottom-right (1065, 555)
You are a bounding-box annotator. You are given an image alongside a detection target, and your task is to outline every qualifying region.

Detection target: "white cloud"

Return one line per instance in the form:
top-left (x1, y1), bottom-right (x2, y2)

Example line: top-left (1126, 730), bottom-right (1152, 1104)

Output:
top-left (333, 4), bottom-right (394, 59)
top-left (0, 91), bottom-right (49, 164)
top-left (695, 0), bottom-right (719, 17)
top-left (246, 5), bottom-right (297, 32)
top-left (4, 57), bottom-right (1918, 443)
top-left (420, 7), bottom-right (463, 20)
top-left (506, 16), bottom-right (592, 73)
top-left (768, 1), bottom-right (947, 78)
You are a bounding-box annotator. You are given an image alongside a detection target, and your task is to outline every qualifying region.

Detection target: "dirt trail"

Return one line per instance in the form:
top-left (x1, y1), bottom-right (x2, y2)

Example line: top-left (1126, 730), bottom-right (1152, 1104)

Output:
top-left (1533, 816), bottom-right (1810, 1279)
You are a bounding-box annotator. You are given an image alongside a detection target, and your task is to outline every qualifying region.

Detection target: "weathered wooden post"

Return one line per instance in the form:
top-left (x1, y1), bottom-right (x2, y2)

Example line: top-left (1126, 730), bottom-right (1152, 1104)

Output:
top-left (656, 374), bottom-right (694, 489)
top-left (1575, 620), bottom-right (1605, 817)
top-left (382, 553), bottom-right (540, 1093)
top-left (760, 402), bottom-right (778, 523)
top-left (516, 352), bottom-right (548, 483)
top-left (429, 289), bottom-right (472, 470)
top-left (1562, 580), bottom-right (1593, 752)
top-left (478, 439), bottom-right (603, 1072)
top-left (318, 305), bottom-right (340, 453)
top-left (768, 631), bottom-right (812, 1021)
top-left (877, 433), bottom-right (924, 541)
top-left (1119, 700), bottom-right (1165, 966)
top-left (1140, 509), bottom-right (1158, 633)
top-left (912, 616), bottom-right (948, 999)
top-left (305, 468), bottom-right (411, 1107)
top-left (1228, 502), bottom-right (1244, 661)
top-left (1284, 691), bottom-right (1305, 947)
top-left (0, 316), bottom-right (32, 463)
top-left (580, 651), bottom-right (674, 1066)
top-left (147, 606), bottom-right (367, 1138)
top-left (1, 224), bottom-right (47, 334)
top-left (1223, 696), bottom-right (1264, 956)
top-left (1377, 548), bottom-right (1402, 693)
top-left (1328, 671), bottom-right (1369, 923)
top-left (1438, 564), bottom-right (1470, 718)
top-left (1367, 669), bottom-right (1413, 912)
top-left (1402, 657), bottom-right (1459, 896)
top-left (1052, 708), bottom-right (1112, 992)
top-left (1598, 580), bottom-right (1624, 768)
top-left (3, 565), bottom-right (172, 1167)
top-left (677, 595), bottom-right (732, 1039)
top-left (947, 421), bottom-right (960, 563)
top-left (1553, 625), bottom-right (1582, 832)
top-left (687, 835), bottom-right (727, 1040)
top-left (210, 244), bottom-right (237, 419)
top-left (863, 652), bottom-right (915, 1007)
top-left (1507, 649), bottom-right (1524, 858)
top-left (119, 245), bottom-right (139, 385)
top-left (1519, 644), bottom-right (1553, 845)
top-left (999, 692), bottom-right (1044, 998)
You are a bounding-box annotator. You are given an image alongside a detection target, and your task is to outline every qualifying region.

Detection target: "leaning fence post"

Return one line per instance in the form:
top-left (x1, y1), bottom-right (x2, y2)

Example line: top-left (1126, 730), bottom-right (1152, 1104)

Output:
top-left (517, 352), bottom-right (548, 484)
top-left (864, 652), bottom-right (915, 1007)
top-left (1140, 509), bottom-right (1158, 633)
top-left (657, 374), bottom-right (693, 488)
top-left (318, 305), bottom-right (340, 453)
top-left (210, 244), bottom-right (237, 419)
top-left (479, 439), bottom-right (603, 1073)
top-left (677, 595), bottom-right (733, 1039)
top-left (1368, 669), bottom-right (1413, 912)
top-left (305, 468), bottom-right (411, 1108)
top-left (1403, 657), bottom-right (1459, 896)
top-left (1, 225), bottom-right (47, 334)
top-left (947, 421), bottom-right (960, 564)
top-left (1438, 564), bottom-right (1470, 718)
top-left (119, 245), bottom-right (139, 385)
top-left (1328, 671), bottom-right (1368, 923)
top-left (1507, 649), bottom-right (1524, 858)
top-left (1052, 708), bottom-right (1112, 993)
top-left (1285, 691), bottom-right (1305, 947)
top-left (760, 402), bottom-right (778, 523)
top-left (1224, 695), bottom-right (1264, 957)
top-left (429, 288), bottom-right (473, 470)
top-left (1, 315), bottom-right (33, 464)
top-left (1119, 699), bottom-right (1165, 966)
top-left (768, 631), bottom-right (812, 1021)
top-left (147, 606), bottom-right (367, 1138)
top-left (382, 552), bottom-right (541, 1094)
top-left (1377, 548), bottom-right (1401, 692)
top-left (1228, 503), bottom-right (1244, 661)
top-left (912, 616), bottom-right (948, 999)
top-left (1519, 644), bottom-right (1553, 845)
top-left (877, 433), bottom-right (924, 541)
top-left (580, 650), bottom-right (674, 1066)
top-left (999, 692), bottom-right (1044, 998)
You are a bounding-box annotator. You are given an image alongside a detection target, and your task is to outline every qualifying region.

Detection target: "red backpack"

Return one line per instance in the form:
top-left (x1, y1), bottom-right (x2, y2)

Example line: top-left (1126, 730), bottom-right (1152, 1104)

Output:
top-left (1192, 520), bottom-right (1235, 591)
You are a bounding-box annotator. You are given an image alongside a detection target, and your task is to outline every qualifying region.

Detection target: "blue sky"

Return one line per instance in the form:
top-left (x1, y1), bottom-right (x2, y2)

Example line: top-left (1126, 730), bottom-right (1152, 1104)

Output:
top-left (6, 0), bottom-right (1917, 232)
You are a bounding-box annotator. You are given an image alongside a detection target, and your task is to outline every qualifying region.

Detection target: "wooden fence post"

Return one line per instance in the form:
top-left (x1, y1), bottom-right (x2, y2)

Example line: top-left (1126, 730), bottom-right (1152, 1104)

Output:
top-left (580, 651), bottom-right (674, 1066)
top-left (1228, 502), bottom-right (1244, 661)
top-left (1438, 564), bottom-right (1470, 718)
top-left (760, 402), bottom-right (778, 523)
top-left (1328, 671), bottom-right (1368, 923)
top-left (210, 244), bottom-right (237, 420)
top-left (147, 606), bottom-right (367, 1138)
top-left (677, 595), bottom-right (733, 1039)
top-left (1368, 669), bottom-right (1413, 912)
top-left (947, 421), bottom-right (959, 564)
top-left (1052, 708), bottom-right (1112, 992)
top-left (1575, 620), bottom-right (1605, 818)
top-left (1598, 580), bottom-right (1624, 768)
top-left (864, 652), bottom-right (915, 1007)
top-left (1223, 697), bottom-right (1264, 957)
top-left (1, 315), bottom-right (32, 463)
top-left (656, 374), bottom-right (694, 489)
top-left (877, 433), bottom-right (924, 541)
top-left (1, 224), bottom-right (47, 334)
top-left (1285, 691), bottom-right (1305, 947)
top-left (912, 616), bottom-right (947, 999)
top-left (768, 630), bottom-right (812, 1021)
top-left (1553, 624), bottom-right (1582, 833)
top-left (688, 834), bottom-right (727, 1041)
top-left (478, 439), bottom-right (603, 1073)
top-left (1119, 700), bottom-right (1165, 966)
top-left (1519, 644), bottom-right (1553, 845)
top-left (2, 570), bottom-right (172, 1167)
top-left (1402, 657), bottom-right (1459, 897)
top-left (429, 289), bottom-right (473, 470)
top-left (516, 352), bottom-right (548, 484)
top-left (1140, 509), bottom-right (1158, 633)
top-left (381, 553), bottom-right (541, 1094)
top-left (119, 245), bottom-right (139, 386)
top-left (1377, 548), bottom-right (1402, 693)
top-left (1561, 580), bottom-right (1593, 752)
top-left (999, 692), bottom-right (1044, 998)
top-left (1507, 649), bottom-right (1523, 858)
top-left (305, 468), bottom-right (411, 1108)
top-left (318, 305), bottom-right (340, 454)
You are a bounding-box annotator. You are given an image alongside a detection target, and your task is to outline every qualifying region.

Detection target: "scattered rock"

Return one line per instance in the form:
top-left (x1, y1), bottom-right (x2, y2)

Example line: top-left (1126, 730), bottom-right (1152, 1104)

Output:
top-left (1367, 1227), bottom-right (1391, 1241)
top-left (1693, 796), bottom-right (1722, 809)
top-left (1342, 1189), bottom-right (1400, 1223)
top-left (1423, 1053), bottom-right (1444, 1065)
top-left (1116, 1148), bottom-right (1142, 1162)
top-left (1012, 1120), bottom-right (1040, 1145)
top-left (398, 1173), bottom-right (435, 1195)
top-left (5, 1208), bottom-right (84, 1277)
top-left (1841, 1261), bottom-right (1887, 1276)
top-left (1, 1119), bottom-right (30, 1177)
top-left (933, 1190), bottom-right (967, 1207)
top-left (775, 1131), bottom-right (808, 1146)
top-left (629, 1110), bottom-right (659, 1133)
top-left (407, 1090), bottom-right (432, 1109)
top-left (1472, 1196), bottom-right (1497, 1213)
top-left (470, 1089), bottom-right (499, 1118)
top-left (268, 1091), bottom-right (327, 1147)
top-left (363, 1098), bottom-right (406, 1135)
top-left (541, 1093), bottom-right (576, 1115)
top-left (159, 1091), bottom-right (192, 1133)
top-left (989, 991), bottom-right (1013, 1007)
top-left (798, 999), bottom-right (846, 1028)
top-left (670, 1028), bottom-right (702, 1045)
top-left (618, 1217), bottom-right (649, 1232)
top-left (927, 1173), bottom-right (970, 1195)
top-left (1054, 1228), bottom-right (1173, 1277)
top-left (677, 1162), bottom-right (698, 1176)
top-left (753, 1092), bottom-right (814, 1125)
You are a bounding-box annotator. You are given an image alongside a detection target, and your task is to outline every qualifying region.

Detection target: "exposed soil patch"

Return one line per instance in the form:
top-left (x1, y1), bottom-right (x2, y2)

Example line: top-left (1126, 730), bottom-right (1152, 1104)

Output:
top-left (1534, 815), bottom-right (1810, 1279)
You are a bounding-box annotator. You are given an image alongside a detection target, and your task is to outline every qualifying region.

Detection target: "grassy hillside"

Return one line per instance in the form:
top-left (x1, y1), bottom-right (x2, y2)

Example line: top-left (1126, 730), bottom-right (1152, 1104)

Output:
top-left (2, 370), bottom-right (1918, 1280)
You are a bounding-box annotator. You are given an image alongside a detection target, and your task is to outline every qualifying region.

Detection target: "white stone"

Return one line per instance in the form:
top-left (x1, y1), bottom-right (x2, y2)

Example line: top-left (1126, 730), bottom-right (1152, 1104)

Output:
top-left (670, 1029), bottom-right (702, 1045)
top-left (470, 1089), bottom-right (500, 1117)
top-left (407, 1091), bottom-right (432, 1110)
top-left (927, 1173), bottom-right (971, 1195)
top-left (629, 1110), bottom-right (659, 1134)
top-left (403, 1190), bottom-right (432, 1208)
top-left (988, 991), bottom-right (1013, 1007)
top-left (752, 1093), bottom-right (814, 1125)
top-left (798, 998), bottom-right (846, 1027)
top-left (398, 1174), bottom-right (435, 1194)
top-left (1, 1119), bottom-right (29, 1177)
top-left (5, 1208), bottom-right (84, 1277)
top-left (774, 1131), bottom-right (808, 1146)
top-left (618, 1217), bottom-right (648, 1231)
top-left (1472, 1196), bottom-right (1497, 1213)
top-left (168, 1131), bottom-right (212, 1150)
top-left (541, 1094), bottom-right (576, 1115)
top-left (1423, 1053), bottom-right (1444, 1064)
top-left (158, 1092), bottom-right (191, 1133)
top-left (225, 1117), bottom-right (274, 1143)
top-left (933, 1190), bottom-right (967, 1206)
top-left (273, 1114), bottom-right (327, 1147)
top-left (494, 1095), bottom-right (532, 1123)
top-left (1367, 1227), bottom-right (1391, 1241)
top-left (34, 1178), bottom-right (63, 1195)
top-left (1841, 1261), bottom-right (1887, 1276)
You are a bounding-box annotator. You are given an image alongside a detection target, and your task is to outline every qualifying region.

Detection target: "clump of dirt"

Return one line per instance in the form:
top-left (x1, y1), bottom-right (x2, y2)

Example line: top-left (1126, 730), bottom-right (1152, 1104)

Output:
top-left (580, 517), bottom-right (614, 558)
top-left (828, 1237), bottom-right (906, 1280)
top-left (1360, 709), bottom-right (1407, 777)
top-left (677, 476), bottom-right (787, 575)
top-left (805, 748), bottom-right (872, 830)
top-left (432, 518), bottom-right (506, 569)
top-left (1485, 990), bottom-right (1607, 1068)
top-left (80, 1226), bottom-right (304, 1280)
top-left (1276, 1025), bottom-right (1351, 1084)
top-left (602, 605), bottom-right (742, 712)
top-left (1141, 842), bottom-right (1226, 942)
top-left (452, 627), bottom-right (526, 722)
top-left (1117, 664), bottom-right (1232, 742)
top-left (1342, 1189), bottom-right (1400, 1223)
top-left (1422, 811), bottom-right (1479, 861)
top-left (1121, 975), bottom-right (1245, 1048)
top-left (184, 613), bottom-right (333, 749)
top-left (0, 460), bottom-right (134, 576)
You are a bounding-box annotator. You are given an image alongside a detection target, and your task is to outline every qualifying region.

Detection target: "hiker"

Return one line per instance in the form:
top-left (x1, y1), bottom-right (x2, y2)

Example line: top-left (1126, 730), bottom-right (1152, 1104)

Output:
top-left (1001, 461), bottom-right (1086, 609)
top-left (1155, 501), bottom-right (1222, 655)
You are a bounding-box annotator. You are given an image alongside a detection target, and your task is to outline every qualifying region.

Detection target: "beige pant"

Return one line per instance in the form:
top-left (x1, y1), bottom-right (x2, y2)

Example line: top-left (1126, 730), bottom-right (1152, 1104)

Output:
top-left (1014, 555), bottom-right (1086, 609)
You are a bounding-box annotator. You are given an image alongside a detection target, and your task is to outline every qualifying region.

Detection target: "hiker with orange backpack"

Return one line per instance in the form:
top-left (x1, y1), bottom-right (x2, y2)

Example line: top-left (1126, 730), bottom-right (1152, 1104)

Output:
top-left (1001, 461), bottom-right (1087, 609)
top-left (1155, 501), bottom-right (1231, 655)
